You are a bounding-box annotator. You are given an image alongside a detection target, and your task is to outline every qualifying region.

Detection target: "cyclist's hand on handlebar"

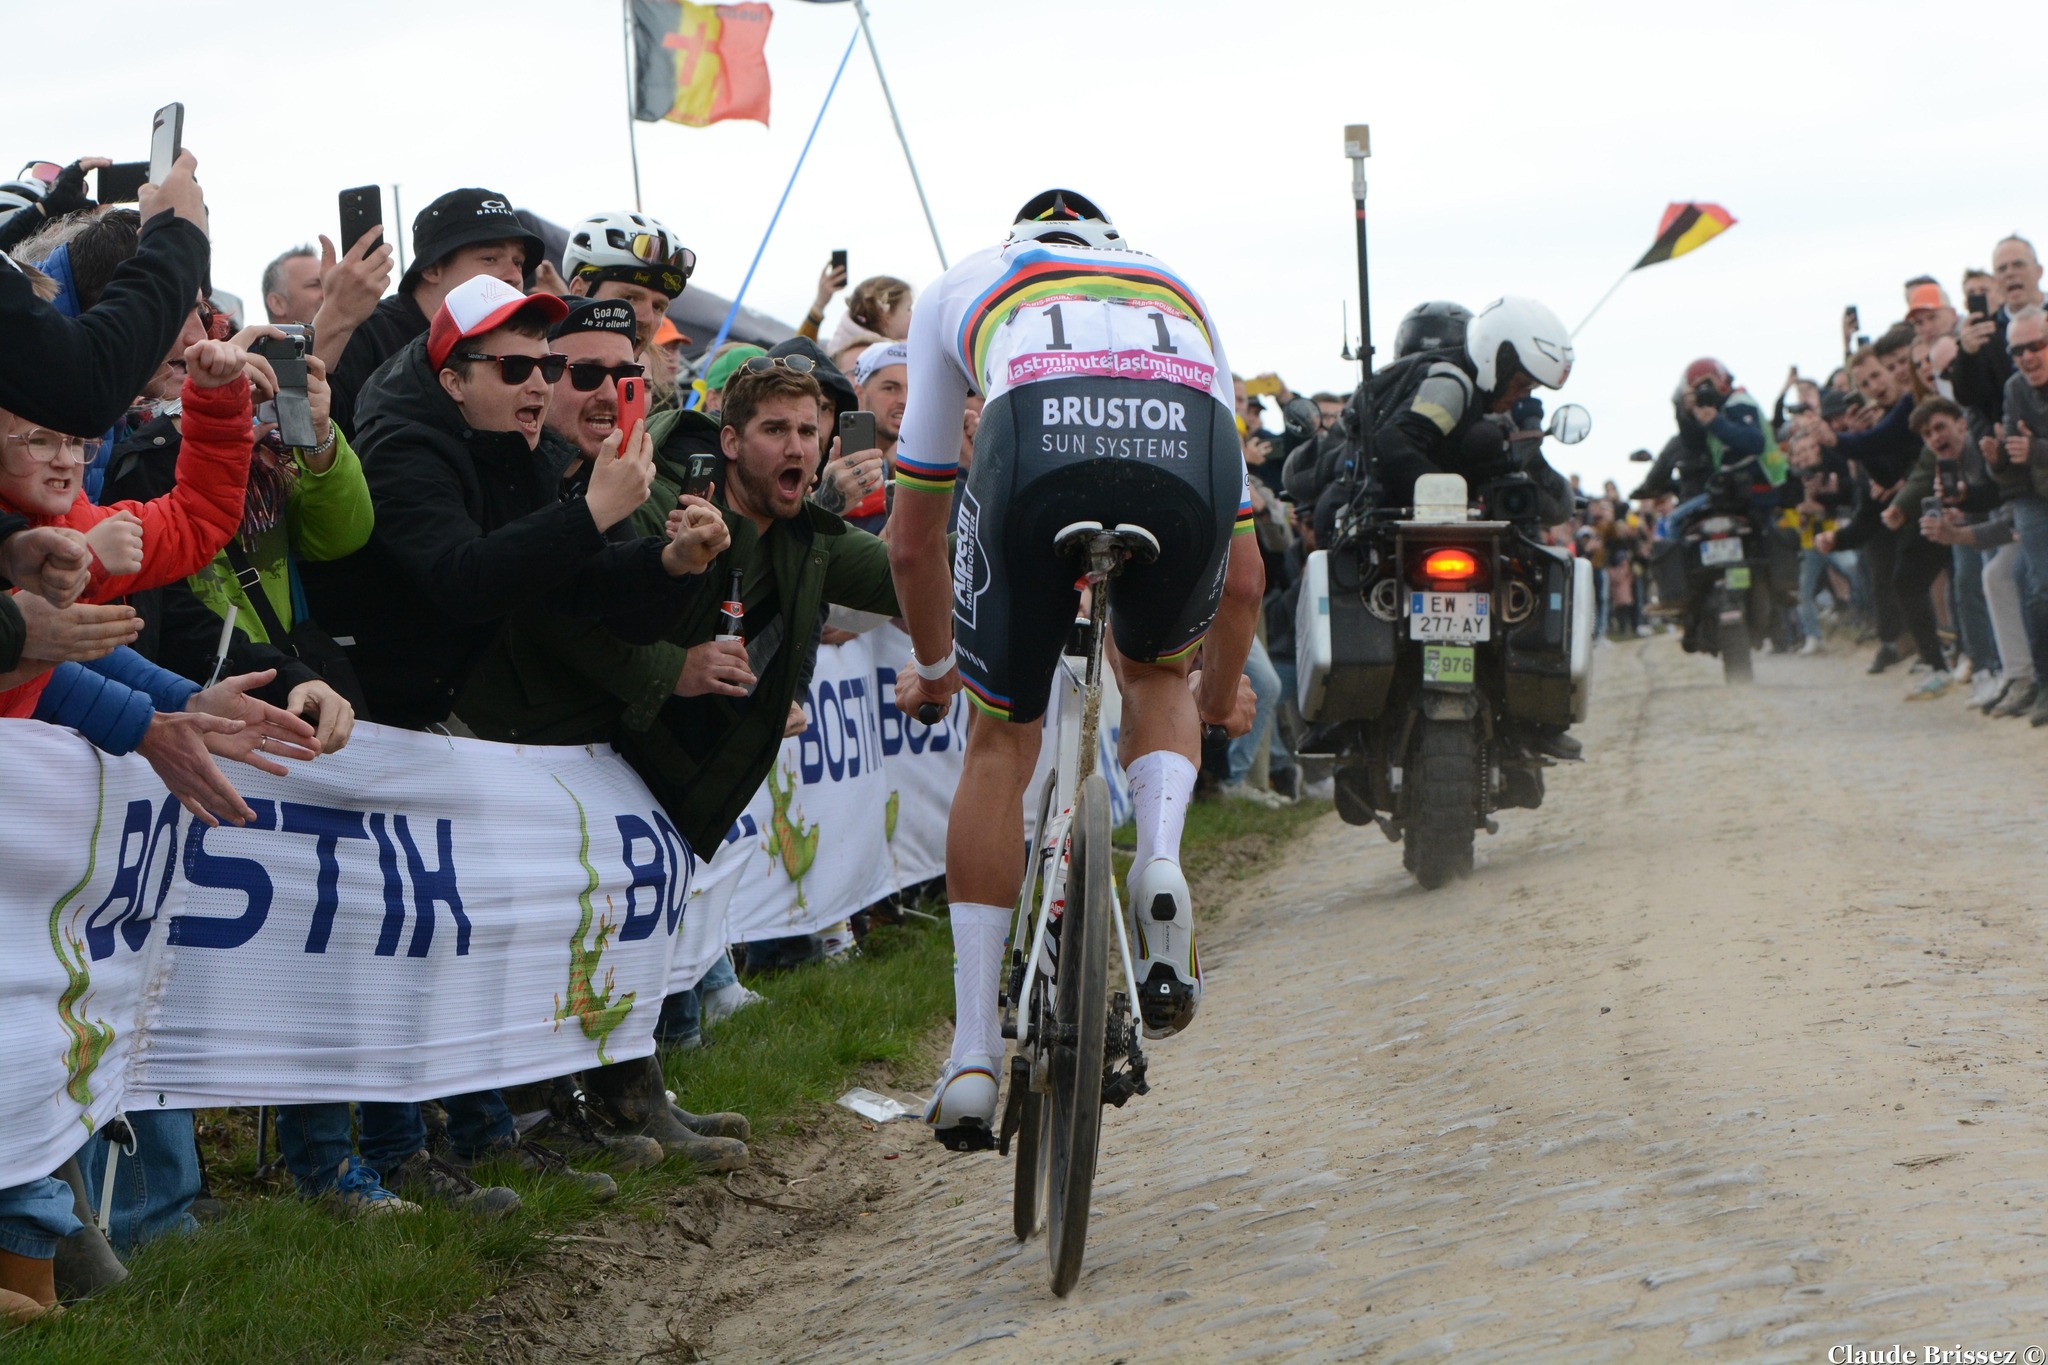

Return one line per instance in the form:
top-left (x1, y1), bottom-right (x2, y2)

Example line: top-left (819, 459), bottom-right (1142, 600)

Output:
top-left (894, 656), bottom-right (959, 724)
top-left (1191, 669), bottom-right (1258, 739)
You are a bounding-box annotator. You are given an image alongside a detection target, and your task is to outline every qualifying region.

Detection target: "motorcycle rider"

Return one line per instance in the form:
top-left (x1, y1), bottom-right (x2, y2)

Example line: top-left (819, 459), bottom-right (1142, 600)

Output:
top-left (1284, 297), bottom-right (1576, 550)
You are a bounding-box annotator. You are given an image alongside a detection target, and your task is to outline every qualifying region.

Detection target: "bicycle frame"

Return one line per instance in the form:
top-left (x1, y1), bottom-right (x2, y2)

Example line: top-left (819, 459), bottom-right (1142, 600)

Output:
top-left (1005, 543), bottom-right (1145, 1058)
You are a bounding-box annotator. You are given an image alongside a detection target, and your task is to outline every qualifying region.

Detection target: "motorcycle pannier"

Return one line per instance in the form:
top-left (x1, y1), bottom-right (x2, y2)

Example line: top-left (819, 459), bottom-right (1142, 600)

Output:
top-left (1296, 548), bottom-right (1396, 722)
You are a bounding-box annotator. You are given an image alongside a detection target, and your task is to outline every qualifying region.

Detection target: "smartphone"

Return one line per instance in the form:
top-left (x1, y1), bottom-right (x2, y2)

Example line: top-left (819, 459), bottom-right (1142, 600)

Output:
top-left (682, 452), bottom-right (719, 500)
top-left (1967, 290), bottom-right (1991, 320)
top-left (1245, 374), bottom-right (1284, 397)
top-left (338, 185), bottom-right (382, 257)
top-left (95, 162), bottom-right (148, 204)
top-left (830, 248), bottom-right (848, 277)
top-left (1845, 305), bottom-right (1860, 333)
top-left (1922, 495), bottom-right (1945, 522)
top-left (838, 410), bottom-right (876, 455)
top-left (149, 102), bottom-right (184, 186)
top-left (616, 376), bottom-right (647, 439)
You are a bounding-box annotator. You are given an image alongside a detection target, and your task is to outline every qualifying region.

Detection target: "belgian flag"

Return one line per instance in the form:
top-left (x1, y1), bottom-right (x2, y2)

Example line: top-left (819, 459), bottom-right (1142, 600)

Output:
top-left (631, 0), bottom-right (775, 127)
top-left (1635, 202), bottom-right (1737, 269)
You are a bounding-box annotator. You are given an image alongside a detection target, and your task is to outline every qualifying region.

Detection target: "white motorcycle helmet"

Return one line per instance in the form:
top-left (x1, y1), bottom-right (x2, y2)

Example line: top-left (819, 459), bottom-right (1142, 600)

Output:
top-left (562, 209), bottom-right (694, 299)
top-left (1009, 189), bottom-right (1124, 250)
top-left (1465, 295), bottom-right (1574, 394)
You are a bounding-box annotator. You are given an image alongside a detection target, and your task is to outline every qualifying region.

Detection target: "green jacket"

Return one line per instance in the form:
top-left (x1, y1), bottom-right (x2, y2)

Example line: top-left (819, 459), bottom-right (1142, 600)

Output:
top-left (188, 431), bottom-right (374, 641)
top-left (458, 407), bottom-right (902, 852)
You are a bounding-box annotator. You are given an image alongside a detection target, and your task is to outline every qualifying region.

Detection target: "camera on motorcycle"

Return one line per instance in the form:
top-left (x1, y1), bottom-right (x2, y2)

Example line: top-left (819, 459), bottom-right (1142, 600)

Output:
top-left (1691, 380), bottom-right (1727, 411)
top-left (1545, 403), bottom-right (1592, 445)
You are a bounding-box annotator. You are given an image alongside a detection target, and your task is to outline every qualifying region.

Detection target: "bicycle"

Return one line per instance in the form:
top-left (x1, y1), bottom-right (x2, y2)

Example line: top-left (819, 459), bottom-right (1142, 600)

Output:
top-left (993, 519), bottom-right (1160, 1297)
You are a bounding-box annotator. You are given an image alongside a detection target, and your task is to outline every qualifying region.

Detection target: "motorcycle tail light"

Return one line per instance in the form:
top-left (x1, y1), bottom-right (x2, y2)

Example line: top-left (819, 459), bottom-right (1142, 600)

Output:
top-left (1421, 547), bottom-right (1479, 583)
top-left (1699, 516), bottom-right (1737, 535)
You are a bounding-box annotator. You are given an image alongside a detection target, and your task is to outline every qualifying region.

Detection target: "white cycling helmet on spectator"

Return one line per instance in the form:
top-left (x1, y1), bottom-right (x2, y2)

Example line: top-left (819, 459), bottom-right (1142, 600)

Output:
top-left (1009, 189), bottom-right (1123, 251)
top-left (0, 186), bottom-right (41, 234)
top-left (563, 209), bottom-right (695, 300)
top-left (1466, 295), bottom-right (1573, 394)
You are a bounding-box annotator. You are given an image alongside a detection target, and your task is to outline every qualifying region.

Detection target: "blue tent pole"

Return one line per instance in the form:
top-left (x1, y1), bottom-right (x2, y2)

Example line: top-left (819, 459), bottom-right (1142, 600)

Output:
top-left (688, 27), bottom-right (860, 409)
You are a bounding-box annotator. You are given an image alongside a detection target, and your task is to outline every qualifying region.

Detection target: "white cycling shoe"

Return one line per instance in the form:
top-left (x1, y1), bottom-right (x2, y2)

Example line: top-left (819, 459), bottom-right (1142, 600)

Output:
top-left (1127, 858), bottom-right (1201, 1040)
top-left (924, 1052), bottom-right (999, 1150)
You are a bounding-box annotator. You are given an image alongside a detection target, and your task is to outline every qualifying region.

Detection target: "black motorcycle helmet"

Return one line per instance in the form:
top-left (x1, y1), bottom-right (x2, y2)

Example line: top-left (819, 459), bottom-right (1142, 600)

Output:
top-left (1393, 300), bottom-right (1473, 359)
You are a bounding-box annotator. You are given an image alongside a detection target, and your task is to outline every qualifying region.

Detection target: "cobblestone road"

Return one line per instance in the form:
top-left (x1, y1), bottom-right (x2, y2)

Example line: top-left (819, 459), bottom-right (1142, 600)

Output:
top-left (700, 638), bottom-right (2048, 1362)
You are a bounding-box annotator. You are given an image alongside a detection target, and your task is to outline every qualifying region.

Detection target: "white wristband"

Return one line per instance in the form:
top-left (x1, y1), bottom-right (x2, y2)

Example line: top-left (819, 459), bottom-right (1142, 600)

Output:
top-left (912, 648), bottom-right (956, 681)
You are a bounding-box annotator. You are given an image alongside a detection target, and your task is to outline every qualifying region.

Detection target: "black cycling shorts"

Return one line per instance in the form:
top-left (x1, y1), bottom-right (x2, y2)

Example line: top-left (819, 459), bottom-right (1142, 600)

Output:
top-left (950, 377), bottom-right (1245, 724)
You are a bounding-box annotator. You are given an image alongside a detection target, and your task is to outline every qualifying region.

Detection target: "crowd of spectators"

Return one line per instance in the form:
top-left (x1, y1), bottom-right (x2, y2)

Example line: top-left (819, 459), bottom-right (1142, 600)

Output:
top-left (1569, 232), bottom-right (2048, 721)
top-left (0, 143), bottom-right (1338, 1327)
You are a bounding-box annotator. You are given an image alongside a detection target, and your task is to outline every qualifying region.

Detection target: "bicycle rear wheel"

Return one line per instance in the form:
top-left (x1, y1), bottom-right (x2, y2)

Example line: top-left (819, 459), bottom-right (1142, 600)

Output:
top-left (1046, 772), bottom-right (1110, 1296)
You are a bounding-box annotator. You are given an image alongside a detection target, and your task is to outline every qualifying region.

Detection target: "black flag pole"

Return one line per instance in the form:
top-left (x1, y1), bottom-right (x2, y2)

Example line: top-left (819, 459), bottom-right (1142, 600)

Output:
top-left (622, 0), bottom-right (645, 211)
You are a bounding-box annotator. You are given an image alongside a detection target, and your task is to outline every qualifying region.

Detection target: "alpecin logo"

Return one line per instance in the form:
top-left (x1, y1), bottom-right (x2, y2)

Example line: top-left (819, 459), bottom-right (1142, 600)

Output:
top-left (550, 778), bottom-right (635, 1063)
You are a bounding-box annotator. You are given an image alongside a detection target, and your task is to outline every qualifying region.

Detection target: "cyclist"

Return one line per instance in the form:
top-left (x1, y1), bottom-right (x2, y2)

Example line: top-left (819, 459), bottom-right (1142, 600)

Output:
top-left (888, 190), bottom-right (1260, 1147)
top-left (560, 209), bottom-right (694, 350)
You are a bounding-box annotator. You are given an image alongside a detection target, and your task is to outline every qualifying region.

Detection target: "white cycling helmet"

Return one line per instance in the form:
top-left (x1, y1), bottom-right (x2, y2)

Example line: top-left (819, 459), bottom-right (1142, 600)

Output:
top-left (1465, 295), bottom-right (1573, 393)
top-left (563, 209), bottom-right (695, 299)
top-left (0, 187), bottom-right (41, 235)
top-left (1010, 189), bottom-right (1123, 250)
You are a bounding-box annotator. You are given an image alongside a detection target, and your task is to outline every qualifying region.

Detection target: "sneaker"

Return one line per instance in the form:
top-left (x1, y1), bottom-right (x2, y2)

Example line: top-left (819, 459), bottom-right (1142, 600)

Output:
top-left (1219, 781), bottom-right (1287, 809)
top-left (381, 1148), bottom-right (522, 1217)
top-left (924, 1053), bottom-right (998, 1149)
top-left (1798, 636), bottom-right (1823, 656)
top-left (1993, 678), bottom-right (2040, 718)
top-left (523, 1110), bottom-right (665, 1174)
top-left (1969, 671), bottom-right (2006, 709)
top-left (2030, 690), bottom-right (2048, 728)
top-left (459, 1136), bottom-right (617, 1203)
top-left (1905, 670), bottom-right (1954, 701)
top-left (320, 1155), bottom-right (420, 1218)
top-left (1867, 642), bottom-right (1903, 674)
top-left (1299, 776), bottom-right (1336, 803)
top-left (701, 981), bottom-right (766, 1027)
top-left (1955, 657), bottom-right (1975, 685)
top-left (1126, 858), bottom-right (1200, 1039)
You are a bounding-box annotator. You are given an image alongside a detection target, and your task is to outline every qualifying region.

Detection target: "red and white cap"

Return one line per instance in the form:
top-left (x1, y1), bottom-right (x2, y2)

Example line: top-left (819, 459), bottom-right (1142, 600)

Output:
top-left (426, 275), bottom-right (570, 371)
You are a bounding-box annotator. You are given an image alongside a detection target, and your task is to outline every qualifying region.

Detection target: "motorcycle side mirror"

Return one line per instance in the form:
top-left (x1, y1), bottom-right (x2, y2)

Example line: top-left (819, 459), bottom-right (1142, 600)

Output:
top-left (1547, 403), bottom-right (1593, 445)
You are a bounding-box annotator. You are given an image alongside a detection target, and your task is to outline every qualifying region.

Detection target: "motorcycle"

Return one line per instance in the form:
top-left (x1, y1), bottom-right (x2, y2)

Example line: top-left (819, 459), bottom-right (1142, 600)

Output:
top-left (1296, 404), bottom-right (1594, 889)
top-left (1660, 455), bottom-right (1780, 685)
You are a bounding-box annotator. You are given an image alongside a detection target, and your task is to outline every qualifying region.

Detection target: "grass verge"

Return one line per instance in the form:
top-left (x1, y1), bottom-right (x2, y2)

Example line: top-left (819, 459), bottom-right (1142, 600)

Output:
top-left (4, 794), bottom-right (1325, 1364)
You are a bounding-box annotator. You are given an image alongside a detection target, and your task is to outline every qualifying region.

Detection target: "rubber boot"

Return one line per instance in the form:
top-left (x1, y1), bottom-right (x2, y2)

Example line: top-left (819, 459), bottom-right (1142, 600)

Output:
top-left (669, 1102), bottom-right (750, 1142)
top-left (582, 1056), bottom-right (749, 1171)
top-left (51, 1157), bottom-right (126, 1303)
top-left (0, 1250), bottom-right (59, 1324)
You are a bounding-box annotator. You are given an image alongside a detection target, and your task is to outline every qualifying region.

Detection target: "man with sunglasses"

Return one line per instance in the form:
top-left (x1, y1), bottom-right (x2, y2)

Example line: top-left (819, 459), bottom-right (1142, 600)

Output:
top-left (299, 273), bottom-right (730, 1212)
top-left (562, 210), bottom-right (693, 351)
top-left (544, 298), bottom-right (644, 464)
top-left (1979, 306), bottom-right (2048, 724)
top-left (328, 187), bottom-right (544, 441)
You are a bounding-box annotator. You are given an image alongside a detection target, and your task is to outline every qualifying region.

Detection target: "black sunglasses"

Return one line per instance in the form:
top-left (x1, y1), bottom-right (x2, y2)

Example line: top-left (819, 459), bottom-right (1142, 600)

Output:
top-left (2009, 338), bottom-right (2048, 359)
top-left (740, 354), bottom-right (816, 376)
top-left (566, 361), bottom-right (646, 392)
top-left (456, 352), bottom-right (569, 384)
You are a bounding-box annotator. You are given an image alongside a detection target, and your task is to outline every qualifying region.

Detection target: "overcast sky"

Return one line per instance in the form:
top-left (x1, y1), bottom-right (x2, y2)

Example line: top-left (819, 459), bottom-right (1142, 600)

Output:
top-left (7, 0), bottom-right (2042, 492)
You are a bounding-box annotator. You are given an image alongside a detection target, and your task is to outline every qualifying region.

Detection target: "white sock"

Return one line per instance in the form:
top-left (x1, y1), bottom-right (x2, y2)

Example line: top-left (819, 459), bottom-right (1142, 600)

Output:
top-left (1126, 750), bottom-right (1197, 874)
top-left (947, 901), bottom-right (1011, 1066)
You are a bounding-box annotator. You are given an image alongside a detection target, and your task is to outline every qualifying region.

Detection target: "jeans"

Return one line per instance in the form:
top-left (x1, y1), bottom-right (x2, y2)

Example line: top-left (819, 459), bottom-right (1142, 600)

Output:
top-left (1951, 544), bottom-right (1998, 673)
top-left (75, 1109), bottom-right (199, 1254)
top-left (0, 1177), bottom-right (83, 1259)
top-left (359, 1091), bottom-right (514, 1170)
top-left (1983, 543), bottom-right (2034, 681)
top-left (275, 1104), bottom-right (359, 1198)
top-left (1227, 636), bottom-right (1281, 785)
top-left (1797, 547), bottom-right (1859, 641)
top-left (1891, 531), bottom-right (1952, 669)
top-left (2009, 496), bottom-right (2048, 680)
top-left (654, 951), bottom-right (739, 1048)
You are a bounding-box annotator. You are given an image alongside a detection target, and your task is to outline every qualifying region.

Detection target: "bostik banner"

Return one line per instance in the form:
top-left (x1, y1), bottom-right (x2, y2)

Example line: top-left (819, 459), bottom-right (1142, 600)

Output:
top-left (1, 721), bottom-right (690, 1190)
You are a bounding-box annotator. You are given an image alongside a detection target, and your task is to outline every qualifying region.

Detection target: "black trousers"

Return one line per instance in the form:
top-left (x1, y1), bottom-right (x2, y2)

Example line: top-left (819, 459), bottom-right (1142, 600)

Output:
top-left (1892, 529), bottom-right (1952, 669)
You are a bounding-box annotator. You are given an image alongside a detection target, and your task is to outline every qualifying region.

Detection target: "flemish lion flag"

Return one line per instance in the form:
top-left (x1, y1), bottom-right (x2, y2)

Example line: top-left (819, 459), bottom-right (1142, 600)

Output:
top-left (632, 0), bottom-right (775, 128)
top-left (1634, 202), bottom-right (1736, 269)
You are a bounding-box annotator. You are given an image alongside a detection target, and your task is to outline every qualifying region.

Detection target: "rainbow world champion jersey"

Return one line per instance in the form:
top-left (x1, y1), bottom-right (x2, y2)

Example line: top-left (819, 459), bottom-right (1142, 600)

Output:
top-left (893, 240), bottom-right (1252, 531)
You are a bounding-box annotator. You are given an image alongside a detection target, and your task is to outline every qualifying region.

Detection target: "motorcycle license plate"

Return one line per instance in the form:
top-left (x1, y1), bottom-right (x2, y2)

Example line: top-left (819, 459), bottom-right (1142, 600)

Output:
top-left (1700, 536), bottom-right (1744, 567)
top-left (1422, 644), bottom-right (1475, 687)
top-left (1408, 591), bottom-right (1489, 641)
